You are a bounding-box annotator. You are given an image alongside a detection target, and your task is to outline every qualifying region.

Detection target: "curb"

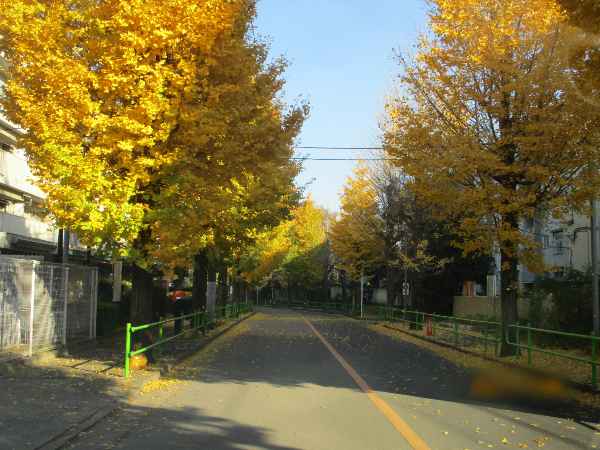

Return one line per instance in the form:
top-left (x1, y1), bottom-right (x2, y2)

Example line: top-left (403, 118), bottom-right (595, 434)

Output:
top-left (35, 405), bottom-right (117, 450)
top-left (33, 311), bottom-right (256, 450)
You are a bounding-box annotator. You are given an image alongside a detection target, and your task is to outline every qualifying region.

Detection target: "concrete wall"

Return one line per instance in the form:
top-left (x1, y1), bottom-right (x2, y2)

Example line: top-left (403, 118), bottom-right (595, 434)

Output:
top-left (372, 288), bottom-right (387, 305)
top-left (453, 296), bottom-right (530, 320)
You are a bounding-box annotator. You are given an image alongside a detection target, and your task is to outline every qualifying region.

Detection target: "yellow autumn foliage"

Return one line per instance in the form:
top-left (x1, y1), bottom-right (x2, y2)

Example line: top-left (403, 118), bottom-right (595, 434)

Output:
top-left (0, 0), bottom-right (243, 250)
top-left (241, 198), bottom-right (327, 287)
top-left (330, 165), bottom-right (384, 280)
top-left (384, 0), bottom-right (600, 330)
top-left (384, 0), bottom-right (600, 269)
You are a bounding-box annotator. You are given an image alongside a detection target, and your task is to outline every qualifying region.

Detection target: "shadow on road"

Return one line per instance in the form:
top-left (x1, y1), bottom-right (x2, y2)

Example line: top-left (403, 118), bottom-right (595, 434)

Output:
top-left (72, 403), bottom-right (302, 450)
top-left (170, 308), bottom-right (600, 426)
top-left (0, 359), bottom-right (124, 449)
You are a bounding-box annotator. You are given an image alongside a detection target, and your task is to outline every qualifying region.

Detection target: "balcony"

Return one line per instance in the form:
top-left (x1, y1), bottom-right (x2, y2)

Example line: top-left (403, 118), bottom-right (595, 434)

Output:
top-left (0, 148), bottom-right (45, 199)
top-left (0, 211), bottom-right (57, 244)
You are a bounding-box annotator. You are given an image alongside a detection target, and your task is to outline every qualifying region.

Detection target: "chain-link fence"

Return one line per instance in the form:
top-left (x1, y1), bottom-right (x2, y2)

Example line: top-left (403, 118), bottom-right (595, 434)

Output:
top-left (0, 256), bottom-right (98, 355)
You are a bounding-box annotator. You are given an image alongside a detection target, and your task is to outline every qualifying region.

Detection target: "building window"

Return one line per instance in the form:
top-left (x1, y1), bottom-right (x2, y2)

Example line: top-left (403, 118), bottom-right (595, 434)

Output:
top-left (542, 235), bottom-right (550, 249)
top-left (24, 200), bottom-right (48, 219)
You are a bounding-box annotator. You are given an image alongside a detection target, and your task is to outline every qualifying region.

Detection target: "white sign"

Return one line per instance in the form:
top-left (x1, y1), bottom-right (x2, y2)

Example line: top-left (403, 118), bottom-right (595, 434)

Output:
top-left (402, 282), bottom-right (410, 297)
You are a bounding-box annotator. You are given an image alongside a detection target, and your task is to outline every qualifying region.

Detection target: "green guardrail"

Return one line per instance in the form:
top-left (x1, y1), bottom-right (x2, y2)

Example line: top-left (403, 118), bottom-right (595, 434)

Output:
top-left (257, 300), bottom-right (356, 314)
top-left (124, 302), bottom-right (253, 377)
top-left (377, 306), bottom-right (502, 354)
top-left (376, 306), bottom-right (600, 388)
top-left (507, 323), bottom-right (600, 389)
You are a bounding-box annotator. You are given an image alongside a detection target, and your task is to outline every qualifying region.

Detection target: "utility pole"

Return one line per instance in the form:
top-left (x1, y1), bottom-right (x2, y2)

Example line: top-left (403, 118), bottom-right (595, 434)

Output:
top-left (592, 199), bottom-right (600, 336)
top-left (360, 268), bottom-right (364, 319)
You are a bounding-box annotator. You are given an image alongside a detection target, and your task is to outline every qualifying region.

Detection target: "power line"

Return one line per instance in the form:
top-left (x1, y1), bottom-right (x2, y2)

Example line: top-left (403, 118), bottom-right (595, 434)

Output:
top-left (291, 157), bottom-right (399, 161)
top-left (295, 146), bottom-right (385, 151)
top-left (291, 145), bottom-right (395, 160)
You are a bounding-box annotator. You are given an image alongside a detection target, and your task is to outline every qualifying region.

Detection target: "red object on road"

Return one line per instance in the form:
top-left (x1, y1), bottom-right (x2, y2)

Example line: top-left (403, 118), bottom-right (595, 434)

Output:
top-left (425, 317), bottom-right (433, 336)
top-left (168, 289), bottom-right (191, 303)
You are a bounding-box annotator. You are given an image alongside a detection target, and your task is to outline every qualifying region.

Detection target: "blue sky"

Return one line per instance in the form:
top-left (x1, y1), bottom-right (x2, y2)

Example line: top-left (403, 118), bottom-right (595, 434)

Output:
top-left (255, 0), bottom-right (428, 211)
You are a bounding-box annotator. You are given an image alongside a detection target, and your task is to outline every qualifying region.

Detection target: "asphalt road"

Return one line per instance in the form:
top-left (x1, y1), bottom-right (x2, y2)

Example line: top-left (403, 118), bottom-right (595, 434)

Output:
top-left (67, 308), bottom-right (600, 450)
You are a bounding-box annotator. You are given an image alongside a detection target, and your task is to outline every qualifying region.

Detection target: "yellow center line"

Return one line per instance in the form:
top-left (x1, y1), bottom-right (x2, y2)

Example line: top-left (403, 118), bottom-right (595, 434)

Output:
top-left (302, 316), bottom-right (431, 450)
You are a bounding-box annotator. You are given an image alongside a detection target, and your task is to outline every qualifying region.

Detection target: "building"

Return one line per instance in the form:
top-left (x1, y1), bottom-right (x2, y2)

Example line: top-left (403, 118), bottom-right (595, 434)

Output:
top-left (455, 210), bottom-right (593, 318)
top-left (0, 56), bottom-right (83, 258)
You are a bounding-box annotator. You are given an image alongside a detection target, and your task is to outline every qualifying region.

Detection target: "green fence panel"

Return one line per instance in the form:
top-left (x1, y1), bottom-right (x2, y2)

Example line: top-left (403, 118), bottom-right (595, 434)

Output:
top-left (124, 303), bottom-right (252, 378)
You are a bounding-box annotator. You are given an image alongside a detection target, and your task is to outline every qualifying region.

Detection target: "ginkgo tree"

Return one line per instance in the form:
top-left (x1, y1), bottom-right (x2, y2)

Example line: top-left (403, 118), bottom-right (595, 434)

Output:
top-left (0, 0), bottom-right (243, 250)
top-left (144, 4), bottom-right (306, 310)
top-left (384, 0), bottom-right (600, 354)
top-left (0, 0), bottom-right (307, 322)
top-left (330, 165), bottom-right (385, 282)
top-left (147, 14), bottom-right (306, 266)
top-left (240, 198), bottom-right (328, 301)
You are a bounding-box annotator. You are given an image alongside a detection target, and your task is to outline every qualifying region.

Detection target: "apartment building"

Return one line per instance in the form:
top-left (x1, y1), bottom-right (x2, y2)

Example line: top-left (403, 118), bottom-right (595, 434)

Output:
top-left (520, 210), bottom-right (592, 284)
top-left (0, 56), bottom-right (83, 258)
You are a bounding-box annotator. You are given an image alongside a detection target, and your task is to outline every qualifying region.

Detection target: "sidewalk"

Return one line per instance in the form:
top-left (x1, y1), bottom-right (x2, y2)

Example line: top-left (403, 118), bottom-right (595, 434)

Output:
top-left (0, 358), bottom-right (137, 450)
top-left (0, 312), bottom-right (254, 450)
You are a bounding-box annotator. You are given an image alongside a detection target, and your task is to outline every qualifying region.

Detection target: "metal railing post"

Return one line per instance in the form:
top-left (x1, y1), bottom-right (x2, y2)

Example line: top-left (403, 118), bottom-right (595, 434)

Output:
top-left (88, 267), bottom-right (95, 340)
top-left (453, 317), bottom-right (459, 346)
top-left (592, 335), bottom-right (598, 390)
top-left (29, 262), bottom-right (36, 356)
top-left (124, 323), bottom-right (132, 378)
top-left (62, 265), bottom-right (69, 345)
top-left (527, 324), bottom-right (532, 366)
top-left (496, 324), bottom-right (501, 356)
top-left (484, 324), bottom-right (488, 353)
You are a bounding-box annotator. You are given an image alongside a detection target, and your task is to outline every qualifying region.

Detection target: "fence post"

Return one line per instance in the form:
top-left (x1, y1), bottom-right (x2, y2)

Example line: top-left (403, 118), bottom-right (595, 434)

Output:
top-left (527, 324), bottom-right (532, 366)
top-left (453, 317), bottom-right (459, 346)
top-left (90, 268), bottom-right (98, 339)
top-left (48, 264), bottom-right (58, 343)
top-left (124, 323), bottom-right (132, 378)
top-left (88, 267), bottom-right (95, 340)
top-left (496, 324), bottom-right (501, 356)
top-left (28, 262), bottom-right (36, 356)
top-left (484, 324), bottom-right (488, 353)
top-left (592, 334), bottom-right (598, 390)
top-left (516, 325), bottom-right (521, 358)
top-left (62, 266), bottom-right (69, 345)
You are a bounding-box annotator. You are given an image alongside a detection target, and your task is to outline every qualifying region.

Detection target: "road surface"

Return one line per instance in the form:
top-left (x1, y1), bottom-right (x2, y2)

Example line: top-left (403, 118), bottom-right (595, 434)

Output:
top-left (68, 308), bottom-right (600, 450)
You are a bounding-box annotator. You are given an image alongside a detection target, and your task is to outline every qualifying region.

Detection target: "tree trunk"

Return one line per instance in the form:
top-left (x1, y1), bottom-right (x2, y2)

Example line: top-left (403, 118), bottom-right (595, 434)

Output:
top-left (499, 247), bottom-right (520, 356)
top-left (56, 228), bottom-right (70, 264)
top-left (386, 265), bottom-right (397, 307)
top-left (231, 278), bottom-right (239, 303)
top-left (130, 264), bottom-right (154, 325)
top-left (206, 266), bottom-right (217, 320)
top-left (218, 266), bottom-right (228, 305)
top-left (192, 251), bottom-right (208, 312)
